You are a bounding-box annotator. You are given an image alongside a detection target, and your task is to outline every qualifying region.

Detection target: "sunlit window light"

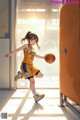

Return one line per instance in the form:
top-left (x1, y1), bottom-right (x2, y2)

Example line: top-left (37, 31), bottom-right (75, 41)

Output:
top-left (30, 17), bottom-right (38, 24)
top-left (17, 19), bottom-right (22, 24)
top-left (27, 9), bottom-right (36, 12)
top-left (27, 9), bottom-right (32, 12)
top-left (16, 29), bottom-right (22, 33)
top-left (47, 19), bottom-right (59, 30)
top-left (52, 9), bottom-right (60, 12)
top-left (26, 9), bottom-right (46, 12)
top-left (36, 9), bottom-right (46, 12)
top-left (21, 9), bottom-right (27, 12)
top-left (53, 19), bottom-right (59, 24)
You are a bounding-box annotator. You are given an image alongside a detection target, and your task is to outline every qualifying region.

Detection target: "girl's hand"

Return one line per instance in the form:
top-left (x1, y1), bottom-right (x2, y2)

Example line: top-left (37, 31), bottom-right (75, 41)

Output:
top-left (5, 54), bottom-right (10, 57)
top-left (43, 56), bottom-right (45, 59)
top-left (44, 55), bottom-right (46, 59)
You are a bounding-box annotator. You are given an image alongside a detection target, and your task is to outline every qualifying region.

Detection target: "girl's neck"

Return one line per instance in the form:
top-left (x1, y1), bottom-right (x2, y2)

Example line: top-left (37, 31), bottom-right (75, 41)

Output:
top-left (28, 44), bottom-right (32, 48)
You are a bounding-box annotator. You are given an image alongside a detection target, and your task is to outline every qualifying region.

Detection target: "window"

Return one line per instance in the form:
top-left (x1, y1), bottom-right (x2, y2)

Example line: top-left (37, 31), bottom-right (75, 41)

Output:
top-left (47, 19), bottom-right (59, 30)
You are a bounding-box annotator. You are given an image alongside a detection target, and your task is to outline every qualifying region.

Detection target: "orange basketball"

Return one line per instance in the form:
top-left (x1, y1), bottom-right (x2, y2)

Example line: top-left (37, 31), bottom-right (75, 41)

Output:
top-left (45, 53), bottom-right (56, 64)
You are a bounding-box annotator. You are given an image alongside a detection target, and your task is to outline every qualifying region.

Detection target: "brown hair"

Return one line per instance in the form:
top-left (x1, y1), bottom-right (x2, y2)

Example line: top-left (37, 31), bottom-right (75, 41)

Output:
top-left (21, 31), bottom-right (40, 49)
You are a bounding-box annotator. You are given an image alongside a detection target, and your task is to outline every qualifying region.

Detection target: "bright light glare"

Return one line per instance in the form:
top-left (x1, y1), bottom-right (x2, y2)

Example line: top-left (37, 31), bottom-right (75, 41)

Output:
top-left (30, 17), bottom-right (38, 24)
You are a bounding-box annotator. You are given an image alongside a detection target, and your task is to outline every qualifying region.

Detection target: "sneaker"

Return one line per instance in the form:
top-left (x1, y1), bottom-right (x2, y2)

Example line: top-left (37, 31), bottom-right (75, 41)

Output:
top-left (33, 94), bottom-right (45, 103)
top-left (15, 71), bottom-right (23, 81)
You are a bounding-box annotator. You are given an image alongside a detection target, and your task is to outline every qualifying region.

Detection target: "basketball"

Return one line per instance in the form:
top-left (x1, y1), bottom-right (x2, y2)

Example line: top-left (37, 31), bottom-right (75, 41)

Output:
top-left (45, 53), bottom-right (56, 64)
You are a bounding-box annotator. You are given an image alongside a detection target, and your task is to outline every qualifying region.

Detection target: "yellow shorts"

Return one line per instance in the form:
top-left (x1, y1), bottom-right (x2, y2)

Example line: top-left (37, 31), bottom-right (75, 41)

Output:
top-left (20, 63), bottom-right (40, 79)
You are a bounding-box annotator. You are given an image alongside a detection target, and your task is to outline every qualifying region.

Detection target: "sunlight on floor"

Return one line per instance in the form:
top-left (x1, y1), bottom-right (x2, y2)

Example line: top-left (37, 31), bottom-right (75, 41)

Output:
top-left (11, 89), bottom-right (29, 98)
top-left (1, 99), bottom-right (23, 114)
top-left (0, 88), bottom-right (80, 120)
top-left (0, 89), bottom-right (67, 120)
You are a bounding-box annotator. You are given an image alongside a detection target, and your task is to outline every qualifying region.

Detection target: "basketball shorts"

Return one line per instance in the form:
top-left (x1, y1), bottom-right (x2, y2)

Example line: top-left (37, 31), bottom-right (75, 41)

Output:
top-left (20, 63), bottom-right (40, 79)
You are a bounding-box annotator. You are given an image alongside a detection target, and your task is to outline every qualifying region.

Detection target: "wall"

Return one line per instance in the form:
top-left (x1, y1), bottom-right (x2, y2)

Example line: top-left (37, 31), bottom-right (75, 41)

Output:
top-left (0, 39), bottom-right (9, 88)
top-left (0, 0), bottom-right (10, 38)
top-left (0, 0), bottom-right (16, 89)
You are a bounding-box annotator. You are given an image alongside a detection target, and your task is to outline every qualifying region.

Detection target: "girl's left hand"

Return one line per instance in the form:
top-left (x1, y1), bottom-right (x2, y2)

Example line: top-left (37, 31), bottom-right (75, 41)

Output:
top-left (5, 54), bottom-right (10, 57)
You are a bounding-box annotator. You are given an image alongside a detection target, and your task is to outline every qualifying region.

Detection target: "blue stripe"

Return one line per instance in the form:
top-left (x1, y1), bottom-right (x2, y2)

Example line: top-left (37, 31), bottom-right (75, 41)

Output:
top-left (22, 63), bottom-right (28, 73)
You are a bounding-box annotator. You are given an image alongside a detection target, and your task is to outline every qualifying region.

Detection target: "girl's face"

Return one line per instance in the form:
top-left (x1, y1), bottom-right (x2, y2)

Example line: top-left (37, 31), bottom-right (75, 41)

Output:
top-left (30, 39), bottom-right (37, 46)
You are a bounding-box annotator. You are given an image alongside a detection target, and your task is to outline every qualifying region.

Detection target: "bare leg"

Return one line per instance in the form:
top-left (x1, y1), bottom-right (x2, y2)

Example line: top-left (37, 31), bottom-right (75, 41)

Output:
top-left (29, 78), bottom-right (36, 95)
top-left (29, 77), bottom-right (45, 103)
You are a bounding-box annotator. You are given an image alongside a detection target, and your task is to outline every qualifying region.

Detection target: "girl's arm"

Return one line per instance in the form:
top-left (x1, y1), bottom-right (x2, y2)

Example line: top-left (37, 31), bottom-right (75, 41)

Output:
top-left (34, 54), bottom-right (45, 59)
top-left (5, 44), bottom-right (28, 57)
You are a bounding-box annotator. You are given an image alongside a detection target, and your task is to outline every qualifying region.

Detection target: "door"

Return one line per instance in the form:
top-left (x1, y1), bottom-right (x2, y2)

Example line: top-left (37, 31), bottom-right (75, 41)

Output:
top-left (60, 4), bottom-right (80, 104)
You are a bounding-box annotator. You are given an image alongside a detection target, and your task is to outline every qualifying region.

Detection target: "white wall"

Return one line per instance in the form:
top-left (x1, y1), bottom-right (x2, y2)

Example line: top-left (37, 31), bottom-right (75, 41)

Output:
top-left (0, 39), bottom-right (9, 88)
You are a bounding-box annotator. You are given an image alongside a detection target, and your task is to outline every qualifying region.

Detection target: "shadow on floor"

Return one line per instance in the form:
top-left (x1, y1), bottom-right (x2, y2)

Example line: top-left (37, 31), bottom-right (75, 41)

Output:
top-left (21, 103), bottom-right (44, 120)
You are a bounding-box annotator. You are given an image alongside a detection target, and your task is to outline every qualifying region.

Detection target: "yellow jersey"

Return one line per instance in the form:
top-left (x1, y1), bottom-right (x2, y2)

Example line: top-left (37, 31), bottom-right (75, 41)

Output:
top-left (22, 45), bottom-right (36, 65)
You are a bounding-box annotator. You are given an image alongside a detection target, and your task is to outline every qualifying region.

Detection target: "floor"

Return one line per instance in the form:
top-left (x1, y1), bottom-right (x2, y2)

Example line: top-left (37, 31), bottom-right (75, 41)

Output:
top-left (0, 76), bottom-right (80, 120)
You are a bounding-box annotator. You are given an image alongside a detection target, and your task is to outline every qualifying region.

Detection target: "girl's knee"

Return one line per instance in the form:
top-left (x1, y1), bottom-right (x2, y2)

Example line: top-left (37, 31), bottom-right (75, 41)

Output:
top-left (37, 72), bottom-right (43, 78)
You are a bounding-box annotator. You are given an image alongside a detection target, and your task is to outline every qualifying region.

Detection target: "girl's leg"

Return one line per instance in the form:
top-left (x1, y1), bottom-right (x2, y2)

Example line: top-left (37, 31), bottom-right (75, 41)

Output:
top-left (29, 77), bottom-right (36, 95)
top-left (29, 77), bottom-right (45, 103)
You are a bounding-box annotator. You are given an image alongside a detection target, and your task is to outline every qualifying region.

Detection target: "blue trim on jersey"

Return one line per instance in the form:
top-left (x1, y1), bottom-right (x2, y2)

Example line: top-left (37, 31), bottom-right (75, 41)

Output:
top-left (30, 51), bottom-right (35, 54)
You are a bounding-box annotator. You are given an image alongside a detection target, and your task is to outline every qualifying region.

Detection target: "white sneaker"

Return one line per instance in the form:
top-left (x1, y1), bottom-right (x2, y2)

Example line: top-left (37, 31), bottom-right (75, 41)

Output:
top-left (33, 94), bottom-right (45, 103)
top-left (15, 71), bottom-right (23, 81)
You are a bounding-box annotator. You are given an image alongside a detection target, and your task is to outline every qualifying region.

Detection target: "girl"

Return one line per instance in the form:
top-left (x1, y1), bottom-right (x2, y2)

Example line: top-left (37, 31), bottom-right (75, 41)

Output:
top-left (5, 31), bottom-right (45, 103)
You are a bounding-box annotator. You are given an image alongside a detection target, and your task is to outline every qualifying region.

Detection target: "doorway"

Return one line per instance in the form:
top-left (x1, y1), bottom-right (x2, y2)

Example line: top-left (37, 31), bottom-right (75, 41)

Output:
top-left (16, 0), bottom-right (61, 88)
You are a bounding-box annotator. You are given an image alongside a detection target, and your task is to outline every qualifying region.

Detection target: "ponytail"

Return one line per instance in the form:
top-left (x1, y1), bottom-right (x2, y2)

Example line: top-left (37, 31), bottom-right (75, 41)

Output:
top-left (21, 31), bottom-right (31, 43)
